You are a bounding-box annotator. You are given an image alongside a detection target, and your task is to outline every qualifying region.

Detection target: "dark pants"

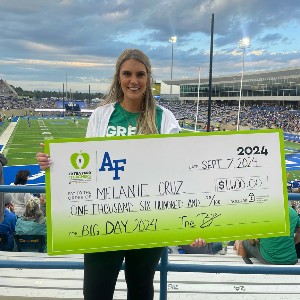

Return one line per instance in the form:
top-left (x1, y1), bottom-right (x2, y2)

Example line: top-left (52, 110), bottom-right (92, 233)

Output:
top-left (84, 247), bottom-right (163, 300)
top-left (296, 242), bottom-right (300, 258)
top-left (242, 240), bottom-right (269, 264)
top-left (0, 234), bottom-right (14, 251)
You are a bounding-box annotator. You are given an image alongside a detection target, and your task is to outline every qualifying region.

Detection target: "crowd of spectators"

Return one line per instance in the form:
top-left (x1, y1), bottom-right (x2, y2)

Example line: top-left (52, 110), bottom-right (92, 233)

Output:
top-left (0, 170), bottom-right (47, 252)
top-left (0, 97), bottom-right (60, 110)
top-left (240, 106), bottom-right (300, 132)
top-left (0, 97), bottom-right (102, 111)
top-left (159, 101), bottom-right (300, 133)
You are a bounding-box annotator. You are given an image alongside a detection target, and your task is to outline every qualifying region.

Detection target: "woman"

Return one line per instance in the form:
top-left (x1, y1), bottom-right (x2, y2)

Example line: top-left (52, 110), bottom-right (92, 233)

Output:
top-left (15, 196), bottom-right (46, 252)
top-left (15, 196), bottom-right (46, 236)
top-left (37, 49), bottom-right (180, 300)
top-left (9, 170), bottom-right (32, 216)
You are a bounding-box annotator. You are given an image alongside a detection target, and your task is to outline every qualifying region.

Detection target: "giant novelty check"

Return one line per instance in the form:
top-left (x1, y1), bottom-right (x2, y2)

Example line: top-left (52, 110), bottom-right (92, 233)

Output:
top-left (45, 129), bottom-right (289, 255)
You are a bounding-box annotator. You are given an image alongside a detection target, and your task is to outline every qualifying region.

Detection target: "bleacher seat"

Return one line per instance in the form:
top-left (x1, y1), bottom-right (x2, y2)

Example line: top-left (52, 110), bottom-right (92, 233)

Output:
top-left (13, 234), bottom-right (46, 252)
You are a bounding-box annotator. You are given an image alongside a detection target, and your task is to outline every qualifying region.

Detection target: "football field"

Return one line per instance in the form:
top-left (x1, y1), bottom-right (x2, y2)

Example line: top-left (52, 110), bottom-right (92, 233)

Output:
top-left (4, 117), bottom-right (88, 166)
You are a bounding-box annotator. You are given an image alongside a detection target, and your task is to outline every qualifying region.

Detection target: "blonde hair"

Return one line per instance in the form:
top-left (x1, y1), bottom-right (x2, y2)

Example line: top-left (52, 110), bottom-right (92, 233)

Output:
top-left (23, 197), bottom-right (44, 222)
top-left (102, 49), bottom-right (158, 134)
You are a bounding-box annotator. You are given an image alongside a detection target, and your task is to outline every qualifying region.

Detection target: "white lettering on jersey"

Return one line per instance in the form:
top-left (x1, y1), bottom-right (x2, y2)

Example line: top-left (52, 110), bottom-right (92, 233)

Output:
top-left (106, 126), bottom-right (136, 137)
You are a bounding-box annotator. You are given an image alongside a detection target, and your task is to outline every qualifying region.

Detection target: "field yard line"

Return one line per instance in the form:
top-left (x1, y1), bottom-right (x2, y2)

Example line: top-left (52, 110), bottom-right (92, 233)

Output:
top-left (0, 122), bottom-right (17, 153)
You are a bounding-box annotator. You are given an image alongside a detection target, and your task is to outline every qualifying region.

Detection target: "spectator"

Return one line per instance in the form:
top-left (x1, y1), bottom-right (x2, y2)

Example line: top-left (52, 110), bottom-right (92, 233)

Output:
top-left (0, 194), bottom-right (17, 251)
top-left (39, 193), bottom-right (46, 217)
top-left (15, 196), bottom-right (46, 236)
top-left (241, 206), bottom-right (300, 264)
top-left (291, 179), bottom-right (300, 193)
top-left (178, 242), bottom-right (222, 254)
top-left (0, 153), bottom-right (8, 223)
top-left (9, 170), bottom-right (32, 216)
top-left (169, 239), bottom-right (222, 255)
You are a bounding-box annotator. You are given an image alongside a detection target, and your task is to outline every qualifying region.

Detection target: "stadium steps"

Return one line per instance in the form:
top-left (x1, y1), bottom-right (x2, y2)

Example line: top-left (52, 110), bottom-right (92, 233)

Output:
top-left (0, 248), bottom-right (299, 299)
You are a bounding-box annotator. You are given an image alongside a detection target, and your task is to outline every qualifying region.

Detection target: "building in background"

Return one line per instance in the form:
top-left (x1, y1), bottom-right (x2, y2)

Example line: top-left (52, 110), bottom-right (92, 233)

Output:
top-left (163, 68), bottom-right (300, 107)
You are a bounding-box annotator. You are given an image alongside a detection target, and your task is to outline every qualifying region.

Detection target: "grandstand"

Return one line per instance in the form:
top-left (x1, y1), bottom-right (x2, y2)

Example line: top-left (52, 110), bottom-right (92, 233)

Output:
top-left (0, 79), bottom-right (18, 99)
top-left (163, 67), bottom-right (300, 107)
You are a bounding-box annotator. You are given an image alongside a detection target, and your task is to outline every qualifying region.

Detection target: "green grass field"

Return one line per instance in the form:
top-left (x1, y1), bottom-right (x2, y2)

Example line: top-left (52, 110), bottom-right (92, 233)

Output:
top-left (3, 117), bottom-right (300, 181)
top-left (284, 141), bottom-right (300, 181)
top-left (4, 117), bottom-right (88, 166)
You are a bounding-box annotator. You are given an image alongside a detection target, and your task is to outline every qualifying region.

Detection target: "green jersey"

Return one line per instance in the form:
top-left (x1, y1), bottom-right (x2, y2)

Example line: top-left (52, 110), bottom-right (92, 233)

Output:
top-left (106, 102), bottom-right (163, 137)
top-left (260, 207), bottom-right (300, 264)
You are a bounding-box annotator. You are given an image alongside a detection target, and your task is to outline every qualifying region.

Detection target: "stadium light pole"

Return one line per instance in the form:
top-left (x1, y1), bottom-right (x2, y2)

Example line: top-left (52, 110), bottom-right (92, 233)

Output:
top-left (237, 37), bottom-right (251, 131)
top-left (62, 83), bottom-right (65, 117)
top-left (169, 36), bottom-right (177, 101)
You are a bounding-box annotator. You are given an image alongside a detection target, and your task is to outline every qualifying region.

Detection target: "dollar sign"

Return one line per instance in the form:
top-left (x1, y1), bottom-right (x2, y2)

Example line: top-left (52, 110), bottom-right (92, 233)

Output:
top-left (218, 180), bottom-right (225, 190)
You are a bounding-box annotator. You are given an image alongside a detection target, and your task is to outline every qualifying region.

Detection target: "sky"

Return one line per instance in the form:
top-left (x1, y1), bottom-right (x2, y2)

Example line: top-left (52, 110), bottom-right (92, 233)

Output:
top-left (0, 0), bottom-right (300, 95)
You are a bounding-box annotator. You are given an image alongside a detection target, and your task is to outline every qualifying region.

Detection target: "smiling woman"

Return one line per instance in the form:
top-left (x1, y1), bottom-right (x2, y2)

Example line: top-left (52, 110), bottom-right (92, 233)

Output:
top-left (36, 48), bottom-right (181, 300)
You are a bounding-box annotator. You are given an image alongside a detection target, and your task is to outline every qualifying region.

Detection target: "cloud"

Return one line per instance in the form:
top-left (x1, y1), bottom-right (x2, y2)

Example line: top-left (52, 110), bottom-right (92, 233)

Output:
top-left (0, 58), bottom-right (113, 68)
top-left (0, 0), bottom-right (299, 92)
top-left (259, 33), bottom-right (283, 44)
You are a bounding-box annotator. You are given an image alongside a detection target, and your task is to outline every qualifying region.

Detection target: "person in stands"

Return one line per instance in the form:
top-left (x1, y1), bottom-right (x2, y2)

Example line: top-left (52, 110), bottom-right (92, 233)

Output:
top-left (242, 206), bottom-right (300, 264)
top-left (0, 153), bottom-right (8, 223)
top-left (15, 196), bottom-right (46, 236)
top-left (0, 194), bottom-right (17, 251)
top-left (9, 170), bottom-right (32, 216)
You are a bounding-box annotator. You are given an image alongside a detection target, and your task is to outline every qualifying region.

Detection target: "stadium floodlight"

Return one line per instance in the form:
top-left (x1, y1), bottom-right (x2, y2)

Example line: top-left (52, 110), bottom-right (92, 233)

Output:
top-left (169, 36), bottom-right (177, 101)
top-left (237, 37), bottom-right (251, 131)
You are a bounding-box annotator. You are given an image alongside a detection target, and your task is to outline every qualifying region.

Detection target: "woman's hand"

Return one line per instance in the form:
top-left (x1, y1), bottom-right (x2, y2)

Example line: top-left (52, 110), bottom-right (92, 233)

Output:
top-left (36, 143), bottom-right (52, 171)
top-left (190, 238), bottom-right (206, 248)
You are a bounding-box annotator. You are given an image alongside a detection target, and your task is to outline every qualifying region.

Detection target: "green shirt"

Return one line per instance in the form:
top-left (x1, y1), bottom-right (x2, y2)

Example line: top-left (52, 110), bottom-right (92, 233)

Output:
top-left (259, 207), bottom-right (300, 264)
top-left (106, 102), bottom-right (163, 137)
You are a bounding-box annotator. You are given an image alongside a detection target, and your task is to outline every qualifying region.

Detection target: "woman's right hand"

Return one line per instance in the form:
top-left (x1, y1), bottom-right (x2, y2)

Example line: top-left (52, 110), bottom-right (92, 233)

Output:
top-left (36, 143), bottom-right (52, 171)
top-left (190, 238), bottom-right (206, 248)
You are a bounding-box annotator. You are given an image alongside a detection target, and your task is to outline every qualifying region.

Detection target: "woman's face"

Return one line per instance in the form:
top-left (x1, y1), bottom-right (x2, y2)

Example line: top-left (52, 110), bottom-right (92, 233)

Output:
top-left (119, 58), bottom-right (148, 106)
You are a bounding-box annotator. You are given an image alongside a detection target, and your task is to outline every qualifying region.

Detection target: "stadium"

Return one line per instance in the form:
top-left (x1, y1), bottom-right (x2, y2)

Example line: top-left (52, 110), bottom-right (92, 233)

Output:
top-left (1, 67), bottom-right (300, 186)
top-left (1, 68), bottom-right (300, 299)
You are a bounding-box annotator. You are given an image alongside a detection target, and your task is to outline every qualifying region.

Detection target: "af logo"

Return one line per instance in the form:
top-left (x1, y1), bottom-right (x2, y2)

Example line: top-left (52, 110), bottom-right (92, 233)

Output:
top-left (99, 152), bottom-right (126, 180)
top-left (70, 150), bottom-right (90, 169)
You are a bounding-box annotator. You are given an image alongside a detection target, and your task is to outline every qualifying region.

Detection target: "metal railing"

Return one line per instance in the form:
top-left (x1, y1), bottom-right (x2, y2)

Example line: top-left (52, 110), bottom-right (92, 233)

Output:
top-left (1, 185), bottom-right (300, 300)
